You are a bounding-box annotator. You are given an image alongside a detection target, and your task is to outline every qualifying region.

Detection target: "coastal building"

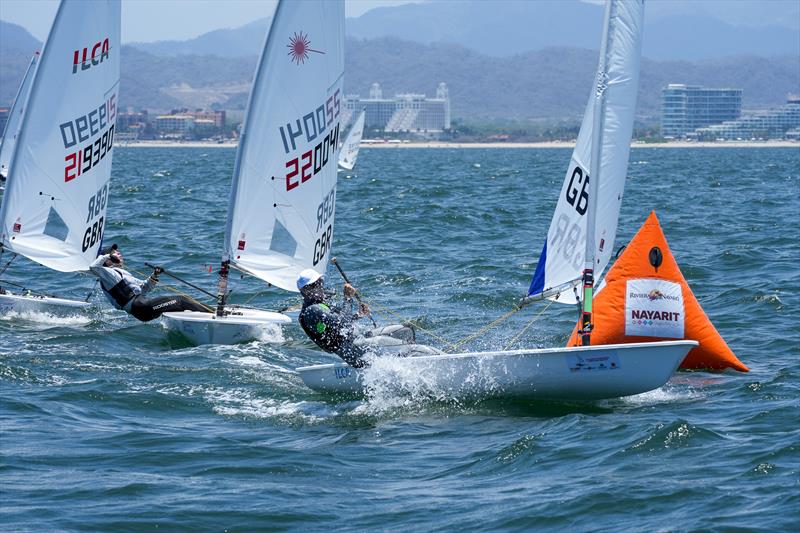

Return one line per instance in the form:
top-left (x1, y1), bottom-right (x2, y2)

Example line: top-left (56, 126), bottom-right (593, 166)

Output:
top-left (153, 109), bottom-right (226, 139)
top-left (693, 96), bottom-right (800, 140)
top-left (661, 84), bottom-right (742, 138)
top-left (155, 114), bottom-right (195, 135)
top-left (117, 109), bottom-right (149, 132)
top-left (345, 83), bottom-right (451, 138)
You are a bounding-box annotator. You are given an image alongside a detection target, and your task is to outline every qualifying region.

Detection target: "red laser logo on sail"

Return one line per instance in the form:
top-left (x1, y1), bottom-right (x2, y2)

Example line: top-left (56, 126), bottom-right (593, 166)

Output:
top-left (287, 31), bottom-right (324, 65)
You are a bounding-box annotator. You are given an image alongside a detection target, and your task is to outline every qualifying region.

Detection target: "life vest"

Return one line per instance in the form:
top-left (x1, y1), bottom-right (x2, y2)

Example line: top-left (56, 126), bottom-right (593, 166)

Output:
top-left (299, 303), bottom-right (341, 353)
top-left (105, 276), bottom-right (136, 308)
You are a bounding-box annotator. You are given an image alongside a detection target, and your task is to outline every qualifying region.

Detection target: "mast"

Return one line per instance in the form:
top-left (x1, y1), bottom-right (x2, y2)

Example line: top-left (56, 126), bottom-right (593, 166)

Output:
top-left (214, 0), bottom-right (283, 315)
top-left (580, 0), bottom-right (614, 346)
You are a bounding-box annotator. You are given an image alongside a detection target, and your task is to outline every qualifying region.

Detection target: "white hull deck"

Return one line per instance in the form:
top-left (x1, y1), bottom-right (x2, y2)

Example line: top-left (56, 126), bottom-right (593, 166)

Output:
top-left (296, 340), bottom-right (697, 401)
top-left (161, 307), bottom-right (292, 345)
top-left (0, 291), bottom-right (91, 315)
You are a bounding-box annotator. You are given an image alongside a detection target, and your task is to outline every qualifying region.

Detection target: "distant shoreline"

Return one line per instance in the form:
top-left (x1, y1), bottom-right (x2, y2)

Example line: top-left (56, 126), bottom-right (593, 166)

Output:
top-left (116, 140), bottom-right (799, 149)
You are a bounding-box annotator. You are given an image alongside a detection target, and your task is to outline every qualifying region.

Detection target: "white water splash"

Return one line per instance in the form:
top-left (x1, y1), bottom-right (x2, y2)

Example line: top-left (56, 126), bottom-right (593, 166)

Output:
top-left (0, 309), bottom-right (93, 326)
top-left (354, 353), bottom-right (507, 414)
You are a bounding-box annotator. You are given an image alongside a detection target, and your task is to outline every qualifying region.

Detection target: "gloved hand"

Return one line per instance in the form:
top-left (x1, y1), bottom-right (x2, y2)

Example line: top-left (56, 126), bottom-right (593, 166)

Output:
top-left (343, 283), bottom-right (357, 299)
top-left (152, 265), bottom-right (164, 279)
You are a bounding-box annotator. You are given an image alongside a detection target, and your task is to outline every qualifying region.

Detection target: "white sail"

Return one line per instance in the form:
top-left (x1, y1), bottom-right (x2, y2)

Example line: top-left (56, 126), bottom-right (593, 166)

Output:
top-left (528, 0), bottom-right (643, 303)
top-left (224, 0), bottom-right (345, 292)
top-left (0, 0), bottom-right (120, 272)
top-left (338, 109), bottom-right (365, 170)
top-left (0, 52), bottom-right (39, 179)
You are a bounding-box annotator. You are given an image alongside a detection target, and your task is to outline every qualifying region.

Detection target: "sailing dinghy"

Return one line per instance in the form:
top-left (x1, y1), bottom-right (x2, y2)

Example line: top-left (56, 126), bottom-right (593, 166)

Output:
top-left (338, 110), bottom-right (365, 171)
top-left (297, 0), bottom-right (696, 401)
top-left (0, 53), bottom-right (39, 182)
top-left (0, 0), bottom-right (120, 315)
top-left (162, 0), bottom-right (345, 345)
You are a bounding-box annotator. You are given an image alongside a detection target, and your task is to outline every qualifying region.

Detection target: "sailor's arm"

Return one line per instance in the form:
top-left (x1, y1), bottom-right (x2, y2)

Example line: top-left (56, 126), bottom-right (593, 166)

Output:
top-left (342, 283), bottom-right (370, 319)
top-left (138, 266), bottom-right (162, 296)
top-left (89, 254), bottom-right (121, 288)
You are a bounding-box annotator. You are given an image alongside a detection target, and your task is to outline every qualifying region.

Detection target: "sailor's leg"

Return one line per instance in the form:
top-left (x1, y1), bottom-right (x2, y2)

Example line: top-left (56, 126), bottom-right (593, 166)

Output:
top-left (130, 295), bottom-right (210, 321)
top-left (337, 343), bottom-right (367, 368)
top-left (365, 324), bottom-right (416, 343)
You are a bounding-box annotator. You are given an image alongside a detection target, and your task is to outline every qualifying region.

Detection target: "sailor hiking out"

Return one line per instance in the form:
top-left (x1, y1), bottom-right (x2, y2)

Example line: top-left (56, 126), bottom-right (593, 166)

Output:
top-left (297, 268), bottom-right (372, 367)
top-left (297, 268), bottom-right (432, 367)
top-left (90, 244), bottom-right (210, 322)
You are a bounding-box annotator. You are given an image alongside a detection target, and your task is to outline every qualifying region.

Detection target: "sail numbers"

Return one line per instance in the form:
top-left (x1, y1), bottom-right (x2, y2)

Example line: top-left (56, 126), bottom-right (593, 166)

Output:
top-left (565, 166), bottom-right (589, 215)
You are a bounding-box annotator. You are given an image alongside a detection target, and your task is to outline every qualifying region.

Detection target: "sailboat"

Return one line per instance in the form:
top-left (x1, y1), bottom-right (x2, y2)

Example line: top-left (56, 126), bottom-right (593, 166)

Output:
top-left (161, 0), bottom-right (346, 345)
top-left (0, 52), bottom-right (39, 182)
top-left (0, 0), bottom-right (120, 315)
top-left (296, 0), bottom-right (696, 401)
top-left (338, 110), bottom-right (365, 171)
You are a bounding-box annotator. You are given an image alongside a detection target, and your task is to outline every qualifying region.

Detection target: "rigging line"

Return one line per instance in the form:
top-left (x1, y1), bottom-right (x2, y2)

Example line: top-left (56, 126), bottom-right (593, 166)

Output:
top-left (84, 278), bottom-right (99, 302)
top-left (503, 299), bottom-right (554, 351)
top-left (0, 252), bottom-right (17, 277)
top-left (127, 266), bottom-right (215, 313)
top-left (444, 304), bottom-right (525, 354)
top-left (242, 290), bottom-right (268, 306)
top-left (0, 278), bottom-right (56, 298)
top-left (360, 297), bottom-right (459, 351)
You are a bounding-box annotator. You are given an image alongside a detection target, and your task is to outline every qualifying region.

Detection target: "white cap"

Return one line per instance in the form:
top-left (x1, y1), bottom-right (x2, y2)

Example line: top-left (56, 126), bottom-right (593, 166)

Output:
top-left (296, 268), bottom-right (323, 290)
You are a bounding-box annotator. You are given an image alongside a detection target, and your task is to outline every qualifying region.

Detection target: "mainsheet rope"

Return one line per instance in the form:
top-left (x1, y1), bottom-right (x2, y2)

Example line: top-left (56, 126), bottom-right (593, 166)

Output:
top-left (128, 265), bottom-right (215, 313)
top-left (357, 290), bottom-right (553, 354)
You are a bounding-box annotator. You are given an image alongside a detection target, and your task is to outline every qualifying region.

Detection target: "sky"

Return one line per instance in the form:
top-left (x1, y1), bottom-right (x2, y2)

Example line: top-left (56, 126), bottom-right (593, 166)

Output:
top-left (0, 0), bottom-right (423, 43)
top-left (1, 0), bottom-right (797, 43)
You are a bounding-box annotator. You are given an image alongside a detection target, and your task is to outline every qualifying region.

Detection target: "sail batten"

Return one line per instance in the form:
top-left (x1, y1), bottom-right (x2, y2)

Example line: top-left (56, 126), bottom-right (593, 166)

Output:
top-left (0, 0), bottom-right (120, 273)
top-left (224, 0), bottom-right (345, 293)
top-left (527, 0), bottom-right (643, 303)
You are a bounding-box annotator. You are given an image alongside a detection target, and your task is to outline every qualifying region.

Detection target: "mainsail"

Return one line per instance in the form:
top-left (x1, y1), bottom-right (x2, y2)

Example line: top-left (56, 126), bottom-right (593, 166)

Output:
top-left (0, 52), bottom-right (39, 179)
top-left (224, 0), bottom-right (345, 292)
top-left (338, 109), bottom-right (365, 170)
top-left (0, 0), bottom-right (120, 272)
top-left (528, 0), bottom-right (643, 304)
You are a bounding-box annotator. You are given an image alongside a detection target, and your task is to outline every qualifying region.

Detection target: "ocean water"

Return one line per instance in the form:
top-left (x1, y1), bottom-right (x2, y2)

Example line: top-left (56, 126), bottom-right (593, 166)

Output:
top-left (1, 146), bottom-right (798, 531)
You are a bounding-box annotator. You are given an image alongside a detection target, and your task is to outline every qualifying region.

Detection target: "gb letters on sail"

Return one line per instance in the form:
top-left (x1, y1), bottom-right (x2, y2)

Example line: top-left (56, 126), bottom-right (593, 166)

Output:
top-left (0, 52), bottom-right (39, 179)
top-left (0, 0), bottom-right (120, 272)
top-left (528, 0), bottom-right (643, 304)
top-left (338, 109), bottom-right (365, 171)
top-left (224, 0), bottom-right (345, 292)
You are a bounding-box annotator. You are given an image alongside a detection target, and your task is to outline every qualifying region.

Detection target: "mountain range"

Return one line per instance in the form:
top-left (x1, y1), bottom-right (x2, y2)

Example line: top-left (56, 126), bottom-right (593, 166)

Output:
top-left (1, 3), bottom-right (798, 123)
top-left (127, 0), bottom-right (799, 61)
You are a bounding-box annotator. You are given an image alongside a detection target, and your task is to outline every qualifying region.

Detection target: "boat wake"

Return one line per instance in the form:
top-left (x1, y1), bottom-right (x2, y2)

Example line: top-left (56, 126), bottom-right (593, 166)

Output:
top-left (620, 380), bottom-right (705, 406)
top-left (0, 309), bottom-right (93, 327)
top-left (352, 354), bottom-right (506, 414)
top-left (205, 386), bottom-right (332, 423)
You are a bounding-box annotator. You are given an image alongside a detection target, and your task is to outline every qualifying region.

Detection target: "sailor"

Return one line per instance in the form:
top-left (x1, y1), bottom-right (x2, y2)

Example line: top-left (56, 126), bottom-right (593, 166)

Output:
top-left (297, 268), bottom-right (372, 367)
top-left (89, 244), bottom-right (210, 322)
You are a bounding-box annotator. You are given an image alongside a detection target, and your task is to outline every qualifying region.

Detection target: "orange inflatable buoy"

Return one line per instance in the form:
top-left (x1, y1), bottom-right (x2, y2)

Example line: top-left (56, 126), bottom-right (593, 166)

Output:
top-left (567, 211), bottom-right (748, 372)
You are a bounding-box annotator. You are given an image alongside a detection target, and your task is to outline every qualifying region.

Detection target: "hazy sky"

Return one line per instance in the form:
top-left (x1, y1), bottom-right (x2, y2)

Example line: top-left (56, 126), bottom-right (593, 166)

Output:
top-left (0, 0), bottom-right (422, 42)
top-left (1, 0), bottom-right (797, 43)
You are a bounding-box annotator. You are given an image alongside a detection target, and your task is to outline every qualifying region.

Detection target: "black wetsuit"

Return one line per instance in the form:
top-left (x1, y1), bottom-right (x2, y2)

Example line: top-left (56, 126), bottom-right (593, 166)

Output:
top-left (90, 254), bottom-right (210, 322)
top-left (299, 294), bottom-right (365, 367)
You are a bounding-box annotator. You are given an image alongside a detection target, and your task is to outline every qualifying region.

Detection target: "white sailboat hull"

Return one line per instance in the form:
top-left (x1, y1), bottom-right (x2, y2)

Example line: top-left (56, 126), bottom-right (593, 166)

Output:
top-left (0, 291), bottom-right (91, 315)
top-left (296, 340), bottom-right (697, 401)
top-left (161, 307), bottom-right (292, 345)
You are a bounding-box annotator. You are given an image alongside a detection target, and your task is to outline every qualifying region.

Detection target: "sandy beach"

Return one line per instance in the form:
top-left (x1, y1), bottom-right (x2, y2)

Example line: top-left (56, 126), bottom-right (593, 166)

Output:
top-left (117, 139), bottom-right (799, 149)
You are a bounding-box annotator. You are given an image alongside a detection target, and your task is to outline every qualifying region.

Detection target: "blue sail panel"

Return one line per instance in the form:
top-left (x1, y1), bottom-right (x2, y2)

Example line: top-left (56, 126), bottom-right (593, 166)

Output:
top-left (528, 239), bottom-right (547, 297)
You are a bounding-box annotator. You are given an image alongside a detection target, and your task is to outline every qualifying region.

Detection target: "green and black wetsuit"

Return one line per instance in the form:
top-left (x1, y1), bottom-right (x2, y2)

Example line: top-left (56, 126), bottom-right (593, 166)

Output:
top-left (299, 294), bottom-right (365, 367)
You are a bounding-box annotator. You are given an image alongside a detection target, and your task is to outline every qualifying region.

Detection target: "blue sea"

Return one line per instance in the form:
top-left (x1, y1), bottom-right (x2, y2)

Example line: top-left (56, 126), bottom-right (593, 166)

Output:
top-left (1, 146), bottom-right (798, 531)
